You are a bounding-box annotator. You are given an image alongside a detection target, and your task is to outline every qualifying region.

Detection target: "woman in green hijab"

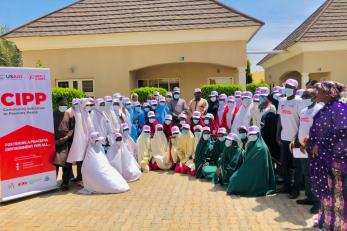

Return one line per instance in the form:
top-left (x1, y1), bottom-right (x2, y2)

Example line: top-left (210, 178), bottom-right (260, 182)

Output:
top-left (194, 127), bottom-right (215, 178)
top-left (227, 126), bottom-right (275, 197)
top-left (213, 133), bottom-right (244, 185)
top-left (202, 127), bottom-right (227, 179)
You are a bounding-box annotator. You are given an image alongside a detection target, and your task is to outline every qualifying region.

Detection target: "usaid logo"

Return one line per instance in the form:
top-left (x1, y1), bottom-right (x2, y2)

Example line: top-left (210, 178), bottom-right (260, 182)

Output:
top-left (1, 74), bottom-right (23, 80)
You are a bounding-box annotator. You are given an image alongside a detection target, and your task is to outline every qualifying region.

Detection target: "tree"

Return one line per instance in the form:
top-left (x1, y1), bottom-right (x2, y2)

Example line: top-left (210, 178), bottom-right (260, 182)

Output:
top-left (246, 59), bottom-right (253, 84)
top-left (0, 25), bottom-right (22, 67)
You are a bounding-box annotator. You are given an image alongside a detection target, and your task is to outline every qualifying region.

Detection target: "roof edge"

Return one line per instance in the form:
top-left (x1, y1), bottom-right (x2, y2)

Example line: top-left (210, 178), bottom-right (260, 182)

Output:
top-left (211, 0), bottom-right (265, 26)
top-left (2, 0), bottom-right (82, 38)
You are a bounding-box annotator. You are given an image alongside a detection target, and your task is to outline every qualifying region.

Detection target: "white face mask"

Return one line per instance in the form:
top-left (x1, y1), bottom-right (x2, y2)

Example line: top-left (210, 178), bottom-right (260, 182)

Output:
top-left (173, 94), bottom-right (180, 100)
top-left (58, 106), bottom-right (68, 112)
top-left (218, 136), bottom-right (226, 142)
top-left (239, 133), bottom-right (247, 140)
top-left (123, 130), bottom-right (129, 137)
top-left (203, 134), bottom-right (210, 141)
top-left (204, 119), bottom-right (210, 125)
top-left (248, 134), bottom-right (258, 142)
top-left (98, 106), bottom-right (105, 112)
top-left (113, 105), bottom-right (120, 111)
top-left (228, 103), bottom-right (235, 108)
top-left (210, 97), bottom-right (216, 102)
top-left (85, 106), bottom-right (92, 112)
top-left (157, 130), bottom-right (163, 135)
top-left (273, 94), bottom-right (280, 101)
top-left (225, 140), bottom-right (232, 147)
top-left (302, 98), bottom-right (314, 107)
top-left (149, 118), bottom-right (155, 123)
top-left (193, 119), bottom-right (199, 124)
top-left (285, 88), bottom-right (295, 97)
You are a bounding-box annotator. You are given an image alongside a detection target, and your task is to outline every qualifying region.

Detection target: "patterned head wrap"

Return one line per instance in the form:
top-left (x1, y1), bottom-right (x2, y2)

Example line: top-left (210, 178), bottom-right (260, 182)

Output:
top-left (320, 81), bottom-right (346, 99)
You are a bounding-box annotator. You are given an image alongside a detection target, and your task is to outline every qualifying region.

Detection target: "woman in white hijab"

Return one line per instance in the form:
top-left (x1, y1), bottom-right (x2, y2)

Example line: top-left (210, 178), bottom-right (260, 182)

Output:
top-left (104, 96), bottom-right (119, 132)
top-left (90, 98), bottom-right (113, 143)
top-left (137, 125), bottom-right (152, 172)
top-left (231, 91), bottom-right (254, 134)
top-left (107, 132), bottom-right (141, 182)
top-left (80, 132), bottom-right (129, 194)
top-left (150, 124), bottom-right (172, 170)
top-left (120, 123), bottom-right (138, 161)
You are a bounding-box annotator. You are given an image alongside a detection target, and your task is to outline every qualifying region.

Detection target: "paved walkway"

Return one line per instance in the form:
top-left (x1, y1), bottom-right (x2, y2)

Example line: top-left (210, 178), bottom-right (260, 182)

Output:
top-left (0, 171), bottom-right (314, 231)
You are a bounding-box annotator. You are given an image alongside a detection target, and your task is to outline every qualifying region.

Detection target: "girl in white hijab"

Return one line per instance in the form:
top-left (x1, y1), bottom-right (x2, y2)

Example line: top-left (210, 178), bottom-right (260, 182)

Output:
top-left (104, 96), bottom-right (119, 132)
top-left (90, 98), bottom-right (113, 143)
top-left (80, 132), bottom-right (129, 194)
top-left (150, 124), bottom-right (172, 170)
top-left (231, 91), bottom-right (254, 134)
top-left (107, 132), bottom-right (141, 182)
top-left (137, 125), bottom-right (152, 172)
top-left (120, 123), bottom-right (138, 161)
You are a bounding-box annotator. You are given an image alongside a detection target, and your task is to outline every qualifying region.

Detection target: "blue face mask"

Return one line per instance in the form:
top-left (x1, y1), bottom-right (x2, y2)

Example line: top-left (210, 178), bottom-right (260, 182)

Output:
top-left (203, 134), bottom-right (210, 141)
top-left (248, 134), bottom-right (258, 142)
top-left (225, 140), bottom-right (232, 147)
top-left (143, 132), bottom-right (150, 138)
top-left (159, 102), bottom-right (166, 107)
top-left (285, 88), bottom-right (295, 97)
top-left (180, 120), bottom-right (185, 125)
top-left (173, 94), bottom-right (180, 100)
top-left (194, 131), bottom-right (202, 137)
top-left (239, 133), bottom-right (247, 140)
top-left (204, 119), bottom-right (210, 125)
top-left (242, 98), bottom-right (252, 107)
top-left (219, 101), bottom-right (225, 106)
top-left (98, 106), bottom-right (105, 112)
top-left (149, 118), bottom-right (155, 123)
top-left (164, 120), bottom-right (171, 125)
top-left (123, 130), bottom-right (129, 137)
top-left (218, 136), bottom-right (226, 142)
top-left (126, 105), bottom-right (132, 109)
top-left (144, 108), bottom-right (150, 112)
top-left (259, 96), bottom-right (268, 103)
top-left (105, 101), bottom-right (112, 107)
top-left (181, 129), bottom-right (188, 135)
top-left (135, 107), bottom-right (141, 112)
top-left (193, 119), bottom-right (199, 124)
top-left (302, 98), bottom-right (314, 107)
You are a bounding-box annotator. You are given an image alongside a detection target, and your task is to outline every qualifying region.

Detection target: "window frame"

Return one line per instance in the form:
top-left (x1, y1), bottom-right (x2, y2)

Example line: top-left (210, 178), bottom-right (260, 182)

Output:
top-left (137, 78), bottom-right (180, 91)
top-left (55, 78), bottom-right (95, 97)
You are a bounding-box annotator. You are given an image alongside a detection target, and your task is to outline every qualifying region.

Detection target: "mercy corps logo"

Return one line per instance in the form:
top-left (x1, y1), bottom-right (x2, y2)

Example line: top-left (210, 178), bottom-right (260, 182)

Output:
top-left (0, 74), bottom-right (23, 80)
top-left (28, 74), bottom-right (46, 81)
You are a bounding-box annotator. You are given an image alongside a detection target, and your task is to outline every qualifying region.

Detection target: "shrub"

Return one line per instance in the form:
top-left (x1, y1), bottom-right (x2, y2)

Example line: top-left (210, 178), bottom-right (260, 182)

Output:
top-left (130, 87), bottom-right (167, 103)
top-left (201, 84), bottom-right (244, 99)
top-left (246, 82), bottom-right (270, 94)
top-left (52, 87), bottom-right (85, 111)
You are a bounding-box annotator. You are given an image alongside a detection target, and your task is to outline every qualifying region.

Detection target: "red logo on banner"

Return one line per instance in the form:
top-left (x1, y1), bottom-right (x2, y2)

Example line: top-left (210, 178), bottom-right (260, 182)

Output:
top-left (0, 125), bottom-right (55, 181)
top-left (0, 92), bottom-right (47, 106)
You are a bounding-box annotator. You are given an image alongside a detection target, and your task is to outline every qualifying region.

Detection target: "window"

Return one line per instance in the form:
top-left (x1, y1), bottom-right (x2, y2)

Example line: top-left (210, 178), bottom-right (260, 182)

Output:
top-left (137, 78), bottom-right (179, 91)
top-left (56, 79), bottom-right (94, 97)
top-left (208, 77), bottom-right (234, 85)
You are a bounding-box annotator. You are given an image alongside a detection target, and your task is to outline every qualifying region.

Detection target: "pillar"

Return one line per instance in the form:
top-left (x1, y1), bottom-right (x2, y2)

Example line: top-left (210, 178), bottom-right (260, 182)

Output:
top-left (237, 66), bottom-right (247, 89)
top-left (301, 72), bottom-right (310, 88)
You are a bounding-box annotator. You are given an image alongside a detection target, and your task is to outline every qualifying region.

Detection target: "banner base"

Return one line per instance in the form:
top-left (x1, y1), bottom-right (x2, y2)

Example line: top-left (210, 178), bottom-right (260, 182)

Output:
top-left (0, 186), bottom-right (57, 203)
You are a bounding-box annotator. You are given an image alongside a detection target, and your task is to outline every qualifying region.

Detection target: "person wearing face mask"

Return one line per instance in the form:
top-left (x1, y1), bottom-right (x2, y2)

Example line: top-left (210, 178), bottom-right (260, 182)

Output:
top-left (79, 132), bottom-right (129, 194)
top-left (173, 124), bottom-right (195, 174)
top-left (190, 111), bottom-right (205, 132)
top-left (237, 126), bottom-right (248, 149)
top-left (155, 97), bottom-right (170, 124)
top-left (150, 124), bottom-right (172, 170)
top-left (194, 127), bottom-right (215, 178)
top-left (150, 99), bottom-right (158, 112)
top-left (193, 125), bottom-right (203, 153)
top-left (169, 126), bottom-right (181, 168)
top-left (250, 94), bottom-right (260, 126)
top-left (188, 88), bottom-right (208, 119)
top-left (252, 88), bottom-right (276, 128)
top-left (276, 78), bottom-right (304, 199)
top-left (163, 114), bottom-right (173, 140)
top-left (137, 126), bottom-right (153, 173)
top-left (227, 126), bottom-right (276, 197)
top-left (203, 113), bottom-right (217, 137)
top-left (178, 113), bottom-right (190, 130)
top-left (107, 132), bottom-right (141, 182)
top-left (201, 127), bottom-right (227, 179)
top-left (53, 96), bottom-right (75, 191)
top-left (168, 87), bottom-right (188, 125)
top-left (130, 93), bottom-right (138, 104)
top-left (90, 98), bottom-right (113, 147)
top-left (131, 102), bottom-right (145, 141)
top-left (225, 96), bottom-right (239, 132)
top-left (145, 111), bottom-right (158, 136)
top-left (213, 133), bottom-right (243, 186)
top-left (142, 102), bottom-right (151, 119)
top-left (215, 94), bottom-right (228, 129)
top-left (67, 98), bottom-right (94, 186)
top-left (207, 91), bottom-right (219, 118)
top-left (230, 91), bottom-right (253, 134)
top-left (166, 92), bottom-right (173, 105)
top-left (289, 88), bottom-right (323, 214)
top-left (234, 91), bottom-right (243, 108)
top-left (153, 91), bottom-right (160, 102)
top-left (103, 96), bottom-right (119, 132)
top-left (123, 98), bottom-right (133, 126)
top-left (112, 99), bottom-right (127, 131)
top-left (120, 123), bottom-right (138, 162)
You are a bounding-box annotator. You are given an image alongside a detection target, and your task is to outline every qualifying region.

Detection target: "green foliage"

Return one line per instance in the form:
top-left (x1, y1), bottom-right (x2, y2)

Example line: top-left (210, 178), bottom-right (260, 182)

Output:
top-left (0, 25), bottom-right (22, 67)
top-left (201, 84), bottom-right (244, 99)
top-left (246, 82), bottom-right (270, 94)
top-left (246, 59), bottom-right (253, 84)
top-left (52, 88), bottom-right (85, 111)
top-left (130, 87), bottom-right (167, 103)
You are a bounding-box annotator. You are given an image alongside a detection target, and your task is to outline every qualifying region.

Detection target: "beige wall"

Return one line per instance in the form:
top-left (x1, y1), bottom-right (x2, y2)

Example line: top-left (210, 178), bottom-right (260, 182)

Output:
top-left (134, 63), bottom-right (237, 100)
top-left (264, 50), bottom-right (347, 86)
top-left (21, 41), bottom-right (246, 98)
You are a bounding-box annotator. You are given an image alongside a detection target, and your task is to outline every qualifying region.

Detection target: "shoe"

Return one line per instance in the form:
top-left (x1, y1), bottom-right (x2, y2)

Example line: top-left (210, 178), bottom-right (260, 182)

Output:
top-left (60, 184), bottom-right (69, 191)
top-left (310, 204), bottom-right (321, 214)
top-left (276, 187), bottom-right (290, 194)
top-left (296, 198), bottom-right (314, 205)
top-left (70, 177), bottom-right (82, 182)
top-left (288, 191), bottom-right (299, 199)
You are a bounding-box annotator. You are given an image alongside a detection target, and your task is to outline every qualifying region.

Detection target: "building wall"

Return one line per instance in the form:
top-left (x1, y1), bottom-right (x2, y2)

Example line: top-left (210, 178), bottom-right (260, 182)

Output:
top-left (134, 63), bottom-right (237, 100)
top-left (21, 41), bottom-right (247, 98)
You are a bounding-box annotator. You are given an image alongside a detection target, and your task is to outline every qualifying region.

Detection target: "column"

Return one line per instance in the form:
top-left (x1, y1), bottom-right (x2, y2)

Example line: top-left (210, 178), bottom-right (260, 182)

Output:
top-left (301, 72), bottom-right (310, 88)
top-left (237, 66), bottom-right (247, 89)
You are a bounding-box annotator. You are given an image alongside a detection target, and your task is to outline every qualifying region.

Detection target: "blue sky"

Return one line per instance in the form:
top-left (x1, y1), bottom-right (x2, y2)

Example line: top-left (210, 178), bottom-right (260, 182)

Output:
top-left (0, 0), bottom-right (325, 71)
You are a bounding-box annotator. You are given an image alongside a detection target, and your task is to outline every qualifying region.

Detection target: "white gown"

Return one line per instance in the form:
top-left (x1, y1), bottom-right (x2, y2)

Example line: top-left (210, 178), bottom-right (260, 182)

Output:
top-left (91, 110), bottom-right (113, 142)
top-left (81, 143), bottom-right (129, 194)
top-left (107, 141), bottom-right (141, 182)
top-left (151, 131), bottom-right (172, 170)
top-left (231, 103), bottom-right (253, 134)
top-left (123, 135), bottom-right (138, 162)
top-left (137, 133), bottom-right (152, 171)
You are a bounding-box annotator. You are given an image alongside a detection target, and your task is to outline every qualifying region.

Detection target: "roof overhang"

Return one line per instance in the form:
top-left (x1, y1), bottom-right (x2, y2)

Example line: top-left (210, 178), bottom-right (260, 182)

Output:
top-left (260, 40), bottom-right (347, 69)
top-left (6, 26), bottom-right (261, 51)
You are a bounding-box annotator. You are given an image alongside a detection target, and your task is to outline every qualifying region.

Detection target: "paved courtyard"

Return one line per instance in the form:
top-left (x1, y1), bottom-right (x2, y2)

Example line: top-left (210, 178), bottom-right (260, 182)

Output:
top-left (0, 171), bottom-right (314, 231)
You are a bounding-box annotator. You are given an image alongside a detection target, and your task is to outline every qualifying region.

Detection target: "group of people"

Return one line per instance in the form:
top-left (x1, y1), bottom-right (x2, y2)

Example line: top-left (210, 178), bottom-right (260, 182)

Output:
top-left (54, 80), bottom-right (347, 230)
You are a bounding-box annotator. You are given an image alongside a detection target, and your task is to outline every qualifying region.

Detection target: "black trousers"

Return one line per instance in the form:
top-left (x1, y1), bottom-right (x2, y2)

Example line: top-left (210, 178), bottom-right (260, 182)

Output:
top-left (280, 140), bottom-right (303, 192)
top-left (76, 161), bottom-right (83, 181)
top-left (56, 163), bottom-right (73, 186)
